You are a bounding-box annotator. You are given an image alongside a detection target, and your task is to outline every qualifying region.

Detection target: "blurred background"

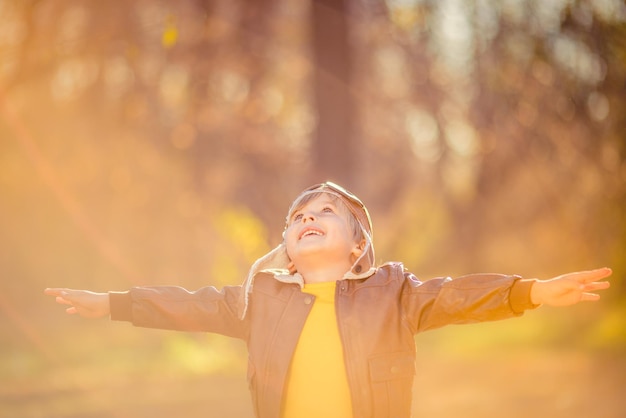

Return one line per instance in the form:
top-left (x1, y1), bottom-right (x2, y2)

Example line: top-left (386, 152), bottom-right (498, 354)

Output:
top-left (1, 0), bottom-right (624, 417)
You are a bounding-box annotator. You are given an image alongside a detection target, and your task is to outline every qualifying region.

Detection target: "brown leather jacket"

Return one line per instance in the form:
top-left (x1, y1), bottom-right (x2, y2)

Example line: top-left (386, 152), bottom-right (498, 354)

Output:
top-left (110, 262), bottom-right (537, 418)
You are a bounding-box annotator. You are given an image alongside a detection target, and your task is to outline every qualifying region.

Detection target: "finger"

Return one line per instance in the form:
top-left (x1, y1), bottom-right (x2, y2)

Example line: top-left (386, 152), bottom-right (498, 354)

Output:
top-left (66, 306), bottom-right (78, 315)
top-left (582, 267), bottom-right (612, 283)
top-left (580, 292), bottom-right (601, 302)
top-left (45, 288), bottom-right (67, 296)
top-left (583, 281), bottom-right (611, 292)
top-left (55, 296), bottom-right (73, 306)
top-left (568, 268), bottom-right (612, 284)
top-left (58, 290), bottom-right (81, 303)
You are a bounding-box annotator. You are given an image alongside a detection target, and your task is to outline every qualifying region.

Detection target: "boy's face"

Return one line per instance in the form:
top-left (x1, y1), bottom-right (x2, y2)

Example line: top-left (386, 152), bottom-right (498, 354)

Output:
top-left (284, 194), bottom-right (361, 269)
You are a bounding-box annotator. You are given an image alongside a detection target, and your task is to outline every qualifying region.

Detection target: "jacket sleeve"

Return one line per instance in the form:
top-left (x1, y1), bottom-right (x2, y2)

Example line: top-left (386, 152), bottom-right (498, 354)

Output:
top-left (401, 272), bottom-right (539, 333)
top-left (109, 285), bottom-right (248, 340)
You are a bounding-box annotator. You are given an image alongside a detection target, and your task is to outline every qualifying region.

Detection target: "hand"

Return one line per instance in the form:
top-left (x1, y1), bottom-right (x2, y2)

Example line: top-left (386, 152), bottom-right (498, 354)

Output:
top-left (44, 288), bottom-right (110, 318)
top-left (530, 267), bottom-right (612, 307)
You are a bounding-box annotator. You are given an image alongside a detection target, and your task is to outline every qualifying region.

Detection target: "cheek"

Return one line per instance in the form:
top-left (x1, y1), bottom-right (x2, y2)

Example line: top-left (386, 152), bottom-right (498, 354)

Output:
top-left (283, 228), bottom-right (297, 251)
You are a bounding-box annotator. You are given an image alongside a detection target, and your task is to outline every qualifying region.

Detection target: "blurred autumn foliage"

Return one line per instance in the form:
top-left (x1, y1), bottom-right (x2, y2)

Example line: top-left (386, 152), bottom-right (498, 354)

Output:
top-left (0, 1), bottom-right (625, 417)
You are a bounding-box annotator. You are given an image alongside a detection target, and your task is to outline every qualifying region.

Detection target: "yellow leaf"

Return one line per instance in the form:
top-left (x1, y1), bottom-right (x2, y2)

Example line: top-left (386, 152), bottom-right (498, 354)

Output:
top-left (162, 18), bottom-right (178, 48)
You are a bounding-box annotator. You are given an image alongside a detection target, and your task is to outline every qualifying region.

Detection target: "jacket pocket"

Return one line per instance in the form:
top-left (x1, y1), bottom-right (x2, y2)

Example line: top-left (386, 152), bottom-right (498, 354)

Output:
top-left (368, 351), bottom-right (415, 417)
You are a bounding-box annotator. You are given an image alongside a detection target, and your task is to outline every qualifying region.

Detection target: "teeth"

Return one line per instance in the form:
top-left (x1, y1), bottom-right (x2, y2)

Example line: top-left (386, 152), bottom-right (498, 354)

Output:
top-left (302, 230), bottom-right (323, 238)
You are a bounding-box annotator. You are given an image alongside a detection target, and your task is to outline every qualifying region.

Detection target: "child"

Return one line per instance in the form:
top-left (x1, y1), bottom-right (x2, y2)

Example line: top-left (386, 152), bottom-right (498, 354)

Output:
top-left (45, 181), bottom-right (611, 418)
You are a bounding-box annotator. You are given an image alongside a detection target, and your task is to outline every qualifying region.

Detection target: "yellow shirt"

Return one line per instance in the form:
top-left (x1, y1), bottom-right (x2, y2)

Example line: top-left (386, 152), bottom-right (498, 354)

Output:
top-left (282, 281), bottom-right (353, 418)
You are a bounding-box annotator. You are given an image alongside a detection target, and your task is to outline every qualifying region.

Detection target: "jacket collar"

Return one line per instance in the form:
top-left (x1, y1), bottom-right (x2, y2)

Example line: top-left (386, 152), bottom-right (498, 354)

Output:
top-left (265, 266), bottom-right (378, 288)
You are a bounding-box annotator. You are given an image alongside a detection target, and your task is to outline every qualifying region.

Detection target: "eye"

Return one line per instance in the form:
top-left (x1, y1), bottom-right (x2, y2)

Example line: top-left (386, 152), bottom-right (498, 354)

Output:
top-left (322, 207), bottom-right (334, 213)
top-left (292, 213), bottom-right (303, 222)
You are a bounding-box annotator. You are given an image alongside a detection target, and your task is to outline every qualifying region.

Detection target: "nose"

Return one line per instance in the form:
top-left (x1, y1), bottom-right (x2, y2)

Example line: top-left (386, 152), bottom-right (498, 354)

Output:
top-left (301, 212), bottom-right (316, 222)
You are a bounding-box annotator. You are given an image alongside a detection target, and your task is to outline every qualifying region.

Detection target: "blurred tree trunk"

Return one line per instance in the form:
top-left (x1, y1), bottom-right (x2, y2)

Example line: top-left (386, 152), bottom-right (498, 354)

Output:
top-left (310, 0), bottom-right (356, 187)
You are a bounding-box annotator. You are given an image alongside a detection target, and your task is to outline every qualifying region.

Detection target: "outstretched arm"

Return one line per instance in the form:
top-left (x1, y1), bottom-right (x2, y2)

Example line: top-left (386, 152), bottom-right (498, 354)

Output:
top-left (530, 267), bottom-right (612, 307)
top-left (44, 288), bottom-right (110, 318)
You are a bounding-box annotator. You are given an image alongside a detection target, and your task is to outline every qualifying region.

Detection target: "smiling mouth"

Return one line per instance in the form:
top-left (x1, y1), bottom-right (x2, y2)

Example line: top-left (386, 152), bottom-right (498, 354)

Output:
top-left (299, 228), bottom-right (324, 240)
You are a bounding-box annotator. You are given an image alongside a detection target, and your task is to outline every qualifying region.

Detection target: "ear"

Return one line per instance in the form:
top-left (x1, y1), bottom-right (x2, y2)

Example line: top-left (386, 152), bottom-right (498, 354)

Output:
top-left (351, 239), bottom-right (366, 258)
